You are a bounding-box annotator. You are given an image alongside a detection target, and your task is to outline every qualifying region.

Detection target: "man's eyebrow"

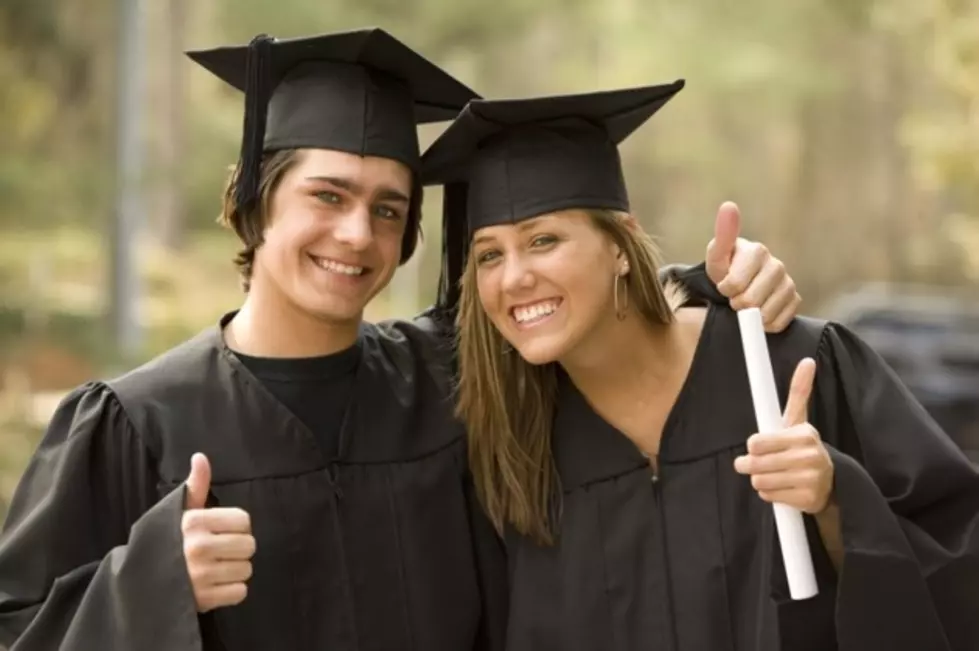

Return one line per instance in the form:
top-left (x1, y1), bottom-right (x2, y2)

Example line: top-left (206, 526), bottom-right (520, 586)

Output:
top-left (305, 176), bottom-right (360, 193)
top-left (305, 176), bottom-right (408, 203)
top-left (375, 188), bottom-right (410, 203)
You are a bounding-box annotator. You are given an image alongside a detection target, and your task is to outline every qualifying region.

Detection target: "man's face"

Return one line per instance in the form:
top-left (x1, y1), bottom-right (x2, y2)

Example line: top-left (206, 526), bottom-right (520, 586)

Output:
top-left (251, 148), bottom-right (412, 326)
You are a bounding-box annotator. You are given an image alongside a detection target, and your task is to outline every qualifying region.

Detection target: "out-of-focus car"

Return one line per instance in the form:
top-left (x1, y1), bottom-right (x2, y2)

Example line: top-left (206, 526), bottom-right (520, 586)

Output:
top-left (821, 283), bottom-right (979, 464)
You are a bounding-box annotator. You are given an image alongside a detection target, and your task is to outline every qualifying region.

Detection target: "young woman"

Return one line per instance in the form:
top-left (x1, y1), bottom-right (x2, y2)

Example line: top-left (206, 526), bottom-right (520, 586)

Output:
top-left (423, 81), bottom-right (979, 650)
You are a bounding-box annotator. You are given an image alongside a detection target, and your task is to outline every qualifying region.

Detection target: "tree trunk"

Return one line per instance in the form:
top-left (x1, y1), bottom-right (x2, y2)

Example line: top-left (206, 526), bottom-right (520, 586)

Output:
top-left (154, 0), bottom-right (188, 251)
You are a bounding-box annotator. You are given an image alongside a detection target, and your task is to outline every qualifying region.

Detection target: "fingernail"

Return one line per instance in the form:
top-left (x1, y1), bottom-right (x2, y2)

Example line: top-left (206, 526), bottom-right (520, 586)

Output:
top-left (733, 456), bottom-right (747, 473)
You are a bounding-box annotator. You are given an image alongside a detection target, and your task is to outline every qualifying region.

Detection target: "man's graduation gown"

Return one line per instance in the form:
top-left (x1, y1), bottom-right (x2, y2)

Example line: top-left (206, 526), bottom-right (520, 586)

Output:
top-left (504, 305), bottom-right (979, 651)
top-left (0, 314), bottom-right (508, 651)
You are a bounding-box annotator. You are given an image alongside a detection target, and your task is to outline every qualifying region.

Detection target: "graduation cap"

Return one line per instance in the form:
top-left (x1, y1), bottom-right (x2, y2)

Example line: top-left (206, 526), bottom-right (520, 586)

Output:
top-left (420, 80), bottom-right (685, 313)
top-left (186, 28), bottom-right (480, 219)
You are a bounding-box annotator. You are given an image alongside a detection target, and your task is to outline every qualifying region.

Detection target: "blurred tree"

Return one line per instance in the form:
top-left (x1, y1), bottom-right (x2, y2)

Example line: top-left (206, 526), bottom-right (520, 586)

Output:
top-left (147, 0), bottom-right (190, 251)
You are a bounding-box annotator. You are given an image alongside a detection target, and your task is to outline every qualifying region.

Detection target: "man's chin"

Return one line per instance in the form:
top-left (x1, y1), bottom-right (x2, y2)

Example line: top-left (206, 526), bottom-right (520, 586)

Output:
top-left (293, 275), bottom-right (390, 324)
top-left (285, 290), bottom-right (366, 323)
top-left (307, 303), bottom-right (366, 325)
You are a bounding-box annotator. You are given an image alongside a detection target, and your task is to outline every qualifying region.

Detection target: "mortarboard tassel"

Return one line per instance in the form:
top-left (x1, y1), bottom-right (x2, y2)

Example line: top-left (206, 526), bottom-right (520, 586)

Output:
top-left (436, 181), bottom-right (470, 319)
top-left (233, 33), bottom-right (275, 217)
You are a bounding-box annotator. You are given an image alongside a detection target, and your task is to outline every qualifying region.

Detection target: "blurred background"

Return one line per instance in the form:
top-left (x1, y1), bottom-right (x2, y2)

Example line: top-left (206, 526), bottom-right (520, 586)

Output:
top-left (1, 0), bottom-right (978, 519)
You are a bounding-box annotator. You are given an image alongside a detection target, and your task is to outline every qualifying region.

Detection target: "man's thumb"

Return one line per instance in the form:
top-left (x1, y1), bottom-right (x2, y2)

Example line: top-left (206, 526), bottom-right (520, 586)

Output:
top-left (706, 201), bottom-right (741, 283)
top-left (184, 453), bottom-right (212, 510)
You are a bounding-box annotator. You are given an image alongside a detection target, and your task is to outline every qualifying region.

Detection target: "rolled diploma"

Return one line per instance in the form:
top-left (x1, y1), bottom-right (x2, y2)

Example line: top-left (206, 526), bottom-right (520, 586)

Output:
top-left (737, 308), bottom-right (818, 600)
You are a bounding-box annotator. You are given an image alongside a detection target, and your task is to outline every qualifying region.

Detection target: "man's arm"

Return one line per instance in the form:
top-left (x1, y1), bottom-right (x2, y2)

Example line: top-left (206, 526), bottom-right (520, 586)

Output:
top-left (0, 383), bottom-right (201, 650)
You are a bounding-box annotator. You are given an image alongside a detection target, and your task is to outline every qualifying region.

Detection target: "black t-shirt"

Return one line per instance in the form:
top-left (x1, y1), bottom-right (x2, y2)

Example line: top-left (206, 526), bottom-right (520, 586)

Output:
top-left (233, 342), bottom-right (361, 460)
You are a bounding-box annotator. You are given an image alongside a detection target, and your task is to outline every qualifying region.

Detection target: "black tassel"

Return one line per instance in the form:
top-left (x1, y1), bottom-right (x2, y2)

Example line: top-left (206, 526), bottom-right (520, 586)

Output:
top-left (436, 181), bottom-right (470, 320)
top-left (233, 33), bottom-right (275, 217)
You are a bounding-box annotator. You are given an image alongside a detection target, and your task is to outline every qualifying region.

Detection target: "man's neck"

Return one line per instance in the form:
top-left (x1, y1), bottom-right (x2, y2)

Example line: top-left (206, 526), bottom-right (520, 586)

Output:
top-left (225, 289), bottom-right (361, 359)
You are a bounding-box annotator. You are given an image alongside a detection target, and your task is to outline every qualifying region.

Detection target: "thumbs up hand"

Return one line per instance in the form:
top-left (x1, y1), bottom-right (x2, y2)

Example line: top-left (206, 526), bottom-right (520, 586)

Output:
top-left (705, 202), bottom-right (801, 333)
top-left (705, 201), bottom-right (743, 284)
top-left (181, 453), bottom-right (255, 613)
top-left (184, 452), bottom-right (212, 511)
top-left (733, 358), bottom-right (835, 515)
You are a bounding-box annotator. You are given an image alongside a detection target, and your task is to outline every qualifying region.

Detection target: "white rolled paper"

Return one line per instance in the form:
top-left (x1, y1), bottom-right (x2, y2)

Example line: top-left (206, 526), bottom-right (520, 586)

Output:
top-left (737, 308), bottom-right (819, 600)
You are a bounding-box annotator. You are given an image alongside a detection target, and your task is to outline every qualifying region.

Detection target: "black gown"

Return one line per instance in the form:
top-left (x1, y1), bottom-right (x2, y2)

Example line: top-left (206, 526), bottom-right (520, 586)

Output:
top-left (504, 304), bottom-right (979, 651)
top-left (0, 262), bottom-right (733, 650)
top-left (0, 311), bottom-right (508, 651)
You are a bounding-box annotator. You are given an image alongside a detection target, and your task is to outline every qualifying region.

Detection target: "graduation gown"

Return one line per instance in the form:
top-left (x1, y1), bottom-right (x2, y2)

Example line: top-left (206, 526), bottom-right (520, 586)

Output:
top-left (503, 304), bottom-right (979, 651)
top-left (0, 313), bottom-right (508, 651)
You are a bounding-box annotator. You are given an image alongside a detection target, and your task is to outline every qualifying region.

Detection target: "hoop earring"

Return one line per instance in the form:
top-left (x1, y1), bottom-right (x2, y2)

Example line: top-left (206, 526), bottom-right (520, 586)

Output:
top-left (614, 273), bottom-right (629, 321)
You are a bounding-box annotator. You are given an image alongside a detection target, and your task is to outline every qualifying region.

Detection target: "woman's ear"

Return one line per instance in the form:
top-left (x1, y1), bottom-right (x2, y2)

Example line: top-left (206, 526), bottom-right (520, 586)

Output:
top-left (617, 214), bottom-right (639, 274)
top-left (613, 246), bottom-right (631, 275)
top-left (606, 240), bottom-right (626, 269)
top-left (618, 254), bottom-right (631, 276)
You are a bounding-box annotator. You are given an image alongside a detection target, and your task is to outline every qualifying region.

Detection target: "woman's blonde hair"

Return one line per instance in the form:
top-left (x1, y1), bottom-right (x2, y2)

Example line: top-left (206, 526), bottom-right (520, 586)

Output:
top-left (455, 209), bottom-right (685, 545)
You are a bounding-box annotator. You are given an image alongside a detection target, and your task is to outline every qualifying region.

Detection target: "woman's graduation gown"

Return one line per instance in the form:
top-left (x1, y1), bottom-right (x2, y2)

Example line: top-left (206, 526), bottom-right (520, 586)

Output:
top-left (504, 305), bottom-right (979, 651)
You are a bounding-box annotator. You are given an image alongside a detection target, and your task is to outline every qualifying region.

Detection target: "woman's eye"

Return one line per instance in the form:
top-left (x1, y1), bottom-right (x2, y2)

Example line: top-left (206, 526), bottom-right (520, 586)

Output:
top-left (476, 250), bottom-right (500, 265)
top-left (531, 234), bottom-right (558, 247)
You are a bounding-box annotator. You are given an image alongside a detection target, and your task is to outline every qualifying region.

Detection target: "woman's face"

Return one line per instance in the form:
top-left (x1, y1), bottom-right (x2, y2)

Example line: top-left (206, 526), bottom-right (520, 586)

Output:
top-left (472, 209), bottom-right (627, 365)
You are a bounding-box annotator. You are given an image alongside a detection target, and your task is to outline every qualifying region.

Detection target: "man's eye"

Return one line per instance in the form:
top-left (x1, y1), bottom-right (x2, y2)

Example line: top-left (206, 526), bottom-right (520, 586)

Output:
top-left (315, 191), bottom-right (342, 204)
top-left (374, 205), bottom-right (402, 221)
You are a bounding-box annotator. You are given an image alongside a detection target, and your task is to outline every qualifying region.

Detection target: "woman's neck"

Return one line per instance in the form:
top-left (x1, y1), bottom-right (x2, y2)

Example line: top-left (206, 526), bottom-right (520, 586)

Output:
top-left (562, 312), bottom-right (680, 405)
top-left (225, 282), bottom-right (361, 359)
top-left (560, 308), bottom-right (706, 436)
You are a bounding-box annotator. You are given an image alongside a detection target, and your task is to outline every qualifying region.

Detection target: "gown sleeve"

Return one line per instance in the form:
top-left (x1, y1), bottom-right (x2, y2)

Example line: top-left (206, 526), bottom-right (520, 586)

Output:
top-left (0, 383), bottom-right (201, 650)
top-left (659, 262), bottom-right (728, 306)
top-left (810, 322), bottom-right (979, 651)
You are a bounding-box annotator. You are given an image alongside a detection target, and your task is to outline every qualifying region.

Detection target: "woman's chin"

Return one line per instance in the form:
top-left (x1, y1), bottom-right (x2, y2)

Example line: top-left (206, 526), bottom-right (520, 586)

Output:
top-left (512, 336), bottom-right (565, 366)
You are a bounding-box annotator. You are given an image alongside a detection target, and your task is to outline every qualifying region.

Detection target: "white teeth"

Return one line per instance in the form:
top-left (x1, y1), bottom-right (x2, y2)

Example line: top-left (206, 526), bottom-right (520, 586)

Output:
top-left (313, 257), bottom-right (363, 276)
top-left (513, 301), bottom-right (558, 323)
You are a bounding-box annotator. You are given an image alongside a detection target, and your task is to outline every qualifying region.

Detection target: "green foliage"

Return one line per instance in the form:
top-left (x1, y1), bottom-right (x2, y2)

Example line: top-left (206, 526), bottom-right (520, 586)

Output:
top-left (0, 0), bottom-right (65, 56)
top-left (180, 107), bottom-right (240, 233)
top-left (903, 0), bottom-right (979, 217)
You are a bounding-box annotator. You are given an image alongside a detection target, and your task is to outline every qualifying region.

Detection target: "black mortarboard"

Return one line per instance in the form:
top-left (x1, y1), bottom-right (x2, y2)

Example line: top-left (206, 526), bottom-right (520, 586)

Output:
top-left (186, 28), bottom-right (480, 219)
top-left (421, 80), bottom-right (685, 313)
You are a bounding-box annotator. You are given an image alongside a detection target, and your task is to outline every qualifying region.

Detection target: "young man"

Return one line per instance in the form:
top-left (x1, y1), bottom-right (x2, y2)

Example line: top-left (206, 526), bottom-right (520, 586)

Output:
top-left (0, 29), bottom-right (801, 651)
